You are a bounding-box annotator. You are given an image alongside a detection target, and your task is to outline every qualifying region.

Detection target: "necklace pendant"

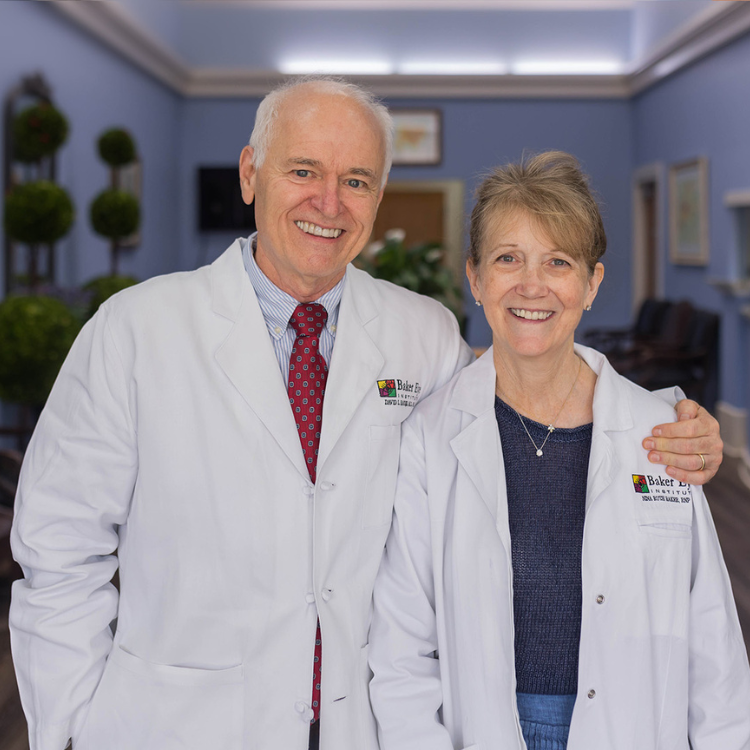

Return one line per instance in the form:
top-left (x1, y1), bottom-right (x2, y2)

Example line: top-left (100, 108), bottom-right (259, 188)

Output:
top-left (536, 449), bottom-right (543, 457)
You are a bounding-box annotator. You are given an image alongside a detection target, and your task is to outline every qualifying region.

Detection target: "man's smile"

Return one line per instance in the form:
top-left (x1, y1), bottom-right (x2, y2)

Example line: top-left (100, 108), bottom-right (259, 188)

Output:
top-left (295, 220), bottom-right (343, 239)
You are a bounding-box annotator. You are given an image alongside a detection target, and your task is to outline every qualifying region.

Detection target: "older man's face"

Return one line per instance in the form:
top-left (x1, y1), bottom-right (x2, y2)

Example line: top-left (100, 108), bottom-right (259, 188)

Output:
top-left (240, 90), bottom-right (386, 301)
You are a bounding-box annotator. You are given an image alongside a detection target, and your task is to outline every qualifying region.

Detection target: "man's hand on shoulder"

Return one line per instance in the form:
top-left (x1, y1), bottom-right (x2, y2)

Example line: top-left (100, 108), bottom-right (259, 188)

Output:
top-left (642, 399), bottom-right (723, 485)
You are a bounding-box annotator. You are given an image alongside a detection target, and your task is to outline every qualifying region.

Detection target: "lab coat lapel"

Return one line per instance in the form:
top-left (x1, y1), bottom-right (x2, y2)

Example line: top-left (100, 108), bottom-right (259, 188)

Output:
top-left (448, 350), bottom-right (510, 544)
top-left (574, 344), bottom-right (633, 509)
top-left (211, 242), bottom-right (309, 479)
top-left (317, 266), bottom-right (384, 470)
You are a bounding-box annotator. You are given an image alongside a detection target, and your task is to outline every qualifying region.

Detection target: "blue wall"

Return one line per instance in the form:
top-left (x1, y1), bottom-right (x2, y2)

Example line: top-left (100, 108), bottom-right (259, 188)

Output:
top-left (633, 31), bottom-right (750, 419)
top-left (2, 0), bottom-right (748, 423)
top-left (0, 1), bottom-right (182, 293)
top-left (180, 95), bottom-right (633, 348)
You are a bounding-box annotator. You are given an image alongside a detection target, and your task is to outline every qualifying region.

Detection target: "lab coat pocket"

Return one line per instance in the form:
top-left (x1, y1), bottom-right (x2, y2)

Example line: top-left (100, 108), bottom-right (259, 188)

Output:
top-left (77, 646), bottom-right (244, 750)
top-left (363, 425), bottom-right (401, 528)
top-left (358, 644), bottom-right (379, 750)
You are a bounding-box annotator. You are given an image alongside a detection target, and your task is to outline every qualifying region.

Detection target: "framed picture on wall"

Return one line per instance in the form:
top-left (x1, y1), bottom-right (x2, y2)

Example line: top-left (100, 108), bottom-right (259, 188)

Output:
top-left (669, 157), bottom-right (709, 265)
top-left (391, 109), bottom-right (442, 166)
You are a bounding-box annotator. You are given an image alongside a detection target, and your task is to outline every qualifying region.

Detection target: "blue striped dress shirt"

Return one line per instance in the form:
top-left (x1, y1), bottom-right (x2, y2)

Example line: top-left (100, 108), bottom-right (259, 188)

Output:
top-left (241, 235), bottom-right (343, 384)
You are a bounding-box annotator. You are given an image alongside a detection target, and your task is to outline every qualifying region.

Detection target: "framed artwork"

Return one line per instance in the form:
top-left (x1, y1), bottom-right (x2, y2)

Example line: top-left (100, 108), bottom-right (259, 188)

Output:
top-left (669, 157), bottom-right (709, 265)
top-left (391, 109), bottom-right (442, 166)
top-left (119, 159), bottom-right (142, 248)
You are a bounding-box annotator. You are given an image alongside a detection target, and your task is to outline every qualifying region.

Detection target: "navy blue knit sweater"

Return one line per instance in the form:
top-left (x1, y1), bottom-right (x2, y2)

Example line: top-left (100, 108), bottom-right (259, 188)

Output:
top-left (494, 396), bottom-right (593, 696)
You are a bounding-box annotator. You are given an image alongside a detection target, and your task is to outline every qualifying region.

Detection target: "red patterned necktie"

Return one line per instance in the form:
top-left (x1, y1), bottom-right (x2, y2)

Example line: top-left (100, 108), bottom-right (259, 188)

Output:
top-left (288, 303), bottom-right (328, 724)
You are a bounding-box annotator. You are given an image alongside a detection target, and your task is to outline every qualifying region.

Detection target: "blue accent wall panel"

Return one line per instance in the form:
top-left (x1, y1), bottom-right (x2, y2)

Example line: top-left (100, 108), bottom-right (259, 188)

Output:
top-left (633, 31), bottom-right (750, 416)
top-left (180, 96), bottom-right (633, 349)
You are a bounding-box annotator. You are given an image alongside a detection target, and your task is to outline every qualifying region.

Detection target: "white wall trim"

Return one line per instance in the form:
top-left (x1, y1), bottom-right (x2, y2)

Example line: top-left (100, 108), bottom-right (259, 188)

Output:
top-left (185, 70), bottom-right (631, 99)
top-left (38, 0), bottom-right (750, 99)
top-left (631, 162), bottom-right (666, 315)
top-left (187, 1), bottom-right (636, 10)
top-left (628, 1), bottom-right (750, 95)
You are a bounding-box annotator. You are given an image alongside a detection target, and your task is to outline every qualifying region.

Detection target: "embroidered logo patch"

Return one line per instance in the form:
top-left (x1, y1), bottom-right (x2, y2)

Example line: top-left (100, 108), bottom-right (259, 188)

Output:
top-left (631, 473), bottom-right (692, 503)
top-left (378, 379), bottom-right (397, 398)
top-left (632, 474), bottom-right (649, 493)
top-left (376, 378), bottom-right (422, 407)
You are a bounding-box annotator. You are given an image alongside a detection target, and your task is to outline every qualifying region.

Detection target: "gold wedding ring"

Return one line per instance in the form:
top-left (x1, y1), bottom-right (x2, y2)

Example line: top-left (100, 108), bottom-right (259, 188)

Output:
top-left (698, 453), bottom-right (706, 472)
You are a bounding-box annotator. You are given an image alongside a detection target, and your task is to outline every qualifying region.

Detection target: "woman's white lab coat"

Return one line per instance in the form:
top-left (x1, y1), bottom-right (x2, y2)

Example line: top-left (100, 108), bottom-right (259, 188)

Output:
top-left (369, 345), bottom-right (750, 750)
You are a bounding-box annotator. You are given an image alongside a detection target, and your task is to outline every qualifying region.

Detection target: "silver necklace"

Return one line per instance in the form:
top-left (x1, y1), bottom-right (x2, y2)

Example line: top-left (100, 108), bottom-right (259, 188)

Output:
top-left (499, 357), bottom-right (582, 458)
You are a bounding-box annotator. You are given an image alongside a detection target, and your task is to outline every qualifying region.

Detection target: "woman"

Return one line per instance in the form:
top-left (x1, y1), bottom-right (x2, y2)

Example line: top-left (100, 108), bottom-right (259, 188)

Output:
top-left (368, 152), bottom-right (750, 750)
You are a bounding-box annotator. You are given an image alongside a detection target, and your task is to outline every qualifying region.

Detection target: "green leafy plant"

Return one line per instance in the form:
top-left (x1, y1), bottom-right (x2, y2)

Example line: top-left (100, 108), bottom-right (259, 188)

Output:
top-left (356, 229), bottom-right (464, 325)
top-left (13, 103), bottom-right (69, 163)
top-left (4, 181), bottom-right (75, 245)
top-left (91, 127), bottom-right (140, 276)
top-left (90, 190), bottom-right (140, 240)
top-left (0, 296), bottom-right (81, 406)
top-left (98, 128), bottom-right (136, 167)
top-left (83, 275), bottom-right (138, 320)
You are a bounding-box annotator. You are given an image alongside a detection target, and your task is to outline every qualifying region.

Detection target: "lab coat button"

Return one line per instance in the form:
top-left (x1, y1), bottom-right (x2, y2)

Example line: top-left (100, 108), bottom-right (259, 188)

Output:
top-left (294, 701), bottom-right (307, 713)
top-left (302, 485), bottom-right (314, 496)
top-left (305, 593), bottom-right (316, 604)
top-left (321, 588), bottom-right (333, 602)
top-left (596, 595), bottom-right (605, 604)
top-left (588, 689), bottom-right (596, 699)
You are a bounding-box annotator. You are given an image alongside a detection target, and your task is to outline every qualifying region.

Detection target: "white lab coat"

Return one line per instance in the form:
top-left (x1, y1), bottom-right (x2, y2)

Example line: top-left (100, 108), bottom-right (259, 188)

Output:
top-left (369, 345), bottom-right (750, 750)
top-left (9, 240), bottom-right (473, 750)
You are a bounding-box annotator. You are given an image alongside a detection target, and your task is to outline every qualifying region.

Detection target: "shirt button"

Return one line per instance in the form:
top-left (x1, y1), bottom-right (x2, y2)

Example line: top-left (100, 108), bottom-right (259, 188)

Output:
top-left (331, 324), bottom-right (337, 333)
top-left (321, 588), bottom-right (333, 602)
top-left (305, 593), bottom-right (316, 604)
top-left (596, 595), bottom-right (605, 604)
top-left (274, 326), bottom-right (282, 335)
top-left (588, 689), bottom-right (596, 699)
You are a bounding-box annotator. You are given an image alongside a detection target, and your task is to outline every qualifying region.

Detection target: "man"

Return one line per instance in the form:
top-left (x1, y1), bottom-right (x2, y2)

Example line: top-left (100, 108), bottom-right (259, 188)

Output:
top-left (10, 78), bottom-right (722, 750)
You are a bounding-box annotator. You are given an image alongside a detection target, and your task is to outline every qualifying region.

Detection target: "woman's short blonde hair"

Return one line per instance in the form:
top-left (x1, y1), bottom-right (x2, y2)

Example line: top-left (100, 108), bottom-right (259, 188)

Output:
top-left (468, 151), bottom-right (606, 274)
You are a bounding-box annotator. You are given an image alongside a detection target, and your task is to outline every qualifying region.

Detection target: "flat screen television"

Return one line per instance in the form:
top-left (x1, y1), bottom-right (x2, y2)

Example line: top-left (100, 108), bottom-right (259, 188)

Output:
top-left (198, 167), bottom-right (256, 232)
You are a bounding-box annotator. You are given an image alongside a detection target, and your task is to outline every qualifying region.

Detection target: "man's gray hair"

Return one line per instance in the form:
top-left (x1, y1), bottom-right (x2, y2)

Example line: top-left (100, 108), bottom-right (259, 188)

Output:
top-left (249, 76), bottom-right (394, 188)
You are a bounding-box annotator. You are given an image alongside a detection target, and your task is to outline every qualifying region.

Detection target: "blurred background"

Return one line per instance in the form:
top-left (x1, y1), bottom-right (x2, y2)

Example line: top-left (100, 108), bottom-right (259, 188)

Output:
top-left (0, 1), bottom-right (749, 745)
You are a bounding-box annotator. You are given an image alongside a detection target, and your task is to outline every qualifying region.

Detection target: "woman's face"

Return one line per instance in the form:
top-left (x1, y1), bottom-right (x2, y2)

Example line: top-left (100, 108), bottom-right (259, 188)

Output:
top-left (467, 210), bottom-right (604, 362)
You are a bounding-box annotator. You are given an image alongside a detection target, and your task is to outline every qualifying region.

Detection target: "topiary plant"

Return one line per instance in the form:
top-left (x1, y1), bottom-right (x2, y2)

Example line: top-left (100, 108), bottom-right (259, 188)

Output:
top-left (4, 180), bottom-right (75, 245)
top-left (13, 103), bottom-right (69, 163)
top-left (98, 128), bottom-right (136, 168)
top-left (90, 189), bottom-right (140, 240)
top-left (0, 295), bottom-right (81, 406)
top-left (83, 274), bottom-right (138, 320)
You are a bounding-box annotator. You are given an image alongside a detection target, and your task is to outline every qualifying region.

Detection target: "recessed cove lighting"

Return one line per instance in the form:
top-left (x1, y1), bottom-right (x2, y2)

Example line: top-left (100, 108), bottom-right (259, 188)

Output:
top-left (278, 59), bottom-right (394, 75)
top-left (398, 60), bottom-right (508, 75)
top-left (512, 59), bottom-right (623, 75)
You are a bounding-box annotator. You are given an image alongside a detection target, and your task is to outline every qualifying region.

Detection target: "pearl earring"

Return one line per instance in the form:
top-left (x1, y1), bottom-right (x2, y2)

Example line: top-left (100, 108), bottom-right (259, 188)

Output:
top-left (475, 300), bottom-right (482, 307)
top-left (585, 304), bottom-right (592, 311)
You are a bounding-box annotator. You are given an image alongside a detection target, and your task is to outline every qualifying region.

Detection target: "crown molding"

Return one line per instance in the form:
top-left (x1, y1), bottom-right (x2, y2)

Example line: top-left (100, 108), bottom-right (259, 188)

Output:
top-left (39, 0), bottom-right (750, 100)
top-left (45, 0), bottom-right (191, 93)
top-left (186, 69), bottom-right (630, 99)
top-left (628, 1), bottom-right (750, 95)
top-left (184, 1), bottom-right (635, 10)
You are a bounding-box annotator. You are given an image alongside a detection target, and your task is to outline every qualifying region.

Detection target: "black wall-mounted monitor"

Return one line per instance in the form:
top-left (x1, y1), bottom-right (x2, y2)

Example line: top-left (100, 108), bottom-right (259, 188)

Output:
top-left (198, 167), bottom-right (256, 232)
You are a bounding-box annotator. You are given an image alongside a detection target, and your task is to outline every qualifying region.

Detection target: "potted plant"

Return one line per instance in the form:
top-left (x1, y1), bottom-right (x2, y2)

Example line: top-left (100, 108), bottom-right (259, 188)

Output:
top-left (13, 102), bottom-right (69, 164)
top-left (356, 228), bottom-right (464, 327)
top-left (0, 295), bottom-right (81, 408)
top-left (3, 181), bottom-right (75, 291)
top-left (90, 128), bottom-right (140, 277)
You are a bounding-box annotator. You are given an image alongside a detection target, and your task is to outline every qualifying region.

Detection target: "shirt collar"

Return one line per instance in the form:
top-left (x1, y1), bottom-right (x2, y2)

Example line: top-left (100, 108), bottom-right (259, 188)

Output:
top-left (241, 234), bottom-right (344, 341)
